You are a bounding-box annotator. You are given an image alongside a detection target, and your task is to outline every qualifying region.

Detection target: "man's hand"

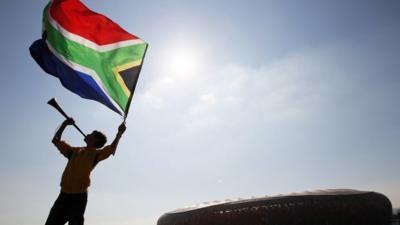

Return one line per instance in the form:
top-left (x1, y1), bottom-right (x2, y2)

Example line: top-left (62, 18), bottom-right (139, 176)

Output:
top-left (118, 122), bottom-right (126, 135)
top-left (62, 117), bottom-right (75, 126)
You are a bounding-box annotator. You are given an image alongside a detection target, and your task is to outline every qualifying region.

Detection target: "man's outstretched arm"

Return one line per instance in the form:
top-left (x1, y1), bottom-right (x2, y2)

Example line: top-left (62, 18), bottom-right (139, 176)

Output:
top-left (97, 122), bottom-right (126, 161)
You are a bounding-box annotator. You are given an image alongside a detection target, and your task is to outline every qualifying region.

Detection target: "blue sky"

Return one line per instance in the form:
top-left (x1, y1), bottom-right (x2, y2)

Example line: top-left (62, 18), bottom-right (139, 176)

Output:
top-left (1, 0), bottom-right (400, 224)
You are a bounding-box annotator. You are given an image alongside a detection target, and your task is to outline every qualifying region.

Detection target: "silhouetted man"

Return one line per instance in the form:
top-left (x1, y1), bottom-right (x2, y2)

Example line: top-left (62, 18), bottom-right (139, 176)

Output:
top-left (45, 118), bottom-right (126, 225)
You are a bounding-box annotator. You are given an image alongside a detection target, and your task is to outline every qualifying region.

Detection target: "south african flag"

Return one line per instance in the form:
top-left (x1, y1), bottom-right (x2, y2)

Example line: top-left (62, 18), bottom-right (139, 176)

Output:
top-left (30, 0), bottom-right (148, 116)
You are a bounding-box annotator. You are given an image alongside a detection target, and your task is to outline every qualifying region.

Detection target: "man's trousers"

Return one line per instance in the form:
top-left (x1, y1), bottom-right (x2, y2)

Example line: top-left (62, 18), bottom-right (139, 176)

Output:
top-left (45, 192), bottom-right (88, 225)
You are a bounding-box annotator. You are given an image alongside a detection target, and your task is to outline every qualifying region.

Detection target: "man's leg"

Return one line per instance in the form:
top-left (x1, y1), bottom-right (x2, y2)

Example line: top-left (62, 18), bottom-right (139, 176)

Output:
top-left (45, 193), bottom-right (69, 225)
top-left (68, 193), bottom-right (88, 225)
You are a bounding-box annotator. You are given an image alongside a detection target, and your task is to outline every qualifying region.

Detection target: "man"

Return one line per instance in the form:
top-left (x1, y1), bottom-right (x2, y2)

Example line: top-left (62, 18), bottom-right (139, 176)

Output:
top-left (45, 117), bottom-right (126, 225)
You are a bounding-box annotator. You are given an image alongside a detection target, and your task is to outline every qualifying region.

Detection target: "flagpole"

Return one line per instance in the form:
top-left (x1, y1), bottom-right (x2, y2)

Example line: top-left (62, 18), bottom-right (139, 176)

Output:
top-left (123, 44), bottom-right (149, 121)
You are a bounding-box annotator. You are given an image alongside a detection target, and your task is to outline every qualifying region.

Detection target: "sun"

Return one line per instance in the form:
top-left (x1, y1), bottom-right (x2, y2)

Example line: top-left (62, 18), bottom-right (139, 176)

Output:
top-left (170, 49), bottom-right (198, 75)
top-left (161, 41), bottom-right (203, 76)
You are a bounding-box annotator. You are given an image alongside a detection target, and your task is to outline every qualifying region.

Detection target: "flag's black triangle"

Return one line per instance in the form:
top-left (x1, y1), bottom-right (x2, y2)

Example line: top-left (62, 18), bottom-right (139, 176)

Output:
top-left (119, 66), bottom-right (141, 94)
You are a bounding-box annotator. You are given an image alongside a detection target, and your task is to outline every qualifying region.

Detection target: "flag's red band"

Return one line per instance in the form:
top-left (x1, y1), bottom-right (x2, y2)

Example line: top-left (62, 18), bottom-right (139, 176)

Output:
top-left (50, 0), bottom-right (138, 45)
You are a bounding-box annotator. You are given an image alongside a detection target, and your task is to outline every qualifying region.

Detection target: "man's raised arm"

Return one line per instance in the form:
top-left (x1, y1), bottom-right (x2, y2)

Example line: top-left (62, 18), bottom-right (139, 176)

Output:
top-left (52, 118), bottom-right (75, 158)
top-left (52, 117), bottom-right (74, 143)
top-left (110, 122), bottom-right (127, 152)
top-left (96, 122), bottom-right (126, 161)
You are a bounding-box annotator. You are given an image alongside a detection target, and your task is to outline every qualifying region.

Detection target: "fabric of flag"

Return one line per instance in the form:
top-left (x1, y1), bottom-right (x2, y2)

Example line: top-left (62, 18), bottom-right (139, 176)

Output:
top-left (30, 0), bottom-right (148, 116)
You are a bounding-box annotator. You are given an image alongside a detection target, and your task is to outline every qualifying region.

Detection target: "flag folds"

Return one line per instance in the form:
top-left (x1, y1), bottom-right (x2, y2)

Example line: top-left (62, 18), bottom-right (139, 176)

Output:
top-left (30, 0), bottom-right (148, 116)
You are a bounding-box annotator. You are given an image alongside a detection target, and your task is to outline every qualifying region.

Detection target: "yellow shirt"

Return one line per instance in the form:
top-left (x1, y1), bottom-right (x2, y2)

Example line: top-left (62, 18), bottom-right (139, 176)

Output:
top-left (53, 140), bottom-right (115, 194)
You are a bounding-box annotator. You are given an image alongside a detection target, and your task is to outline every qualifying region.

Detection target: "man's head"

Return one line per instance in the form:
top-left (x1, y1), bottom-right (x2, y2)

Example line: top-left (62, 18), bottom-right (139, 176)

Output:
top-left (84, 130), bottom-right (107, 148)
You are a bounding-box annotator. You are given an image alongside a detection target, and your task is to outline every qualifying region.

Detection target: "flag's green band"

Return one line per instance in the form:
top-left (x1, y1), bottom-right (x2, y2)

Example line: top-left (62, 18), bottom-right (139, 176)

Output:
top-left (44, 10), bottom-right (147, 112)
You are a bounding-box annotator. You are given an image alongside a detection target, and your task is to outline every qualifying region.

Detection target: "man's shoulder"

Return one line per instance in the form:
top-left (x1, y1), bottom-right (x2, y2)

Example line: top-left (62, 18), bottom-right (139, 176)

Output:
top-left (53, 139), bottom-right (72, 148)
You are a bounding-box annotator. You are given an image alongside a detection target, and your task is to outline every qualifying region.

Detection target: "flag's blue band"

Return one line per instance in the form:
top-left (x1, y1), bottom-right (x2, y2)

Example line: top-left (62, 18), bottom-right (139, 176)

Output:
top-left (30, 39), bottom-right (121, 114)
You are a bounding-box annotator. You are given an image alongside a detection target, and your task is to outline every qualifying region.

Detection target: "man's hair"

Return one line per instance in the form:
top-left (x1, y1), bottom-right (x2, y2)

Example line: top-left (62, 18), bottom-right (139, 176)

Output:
top-left (92, 130), bottom-right (107, 148)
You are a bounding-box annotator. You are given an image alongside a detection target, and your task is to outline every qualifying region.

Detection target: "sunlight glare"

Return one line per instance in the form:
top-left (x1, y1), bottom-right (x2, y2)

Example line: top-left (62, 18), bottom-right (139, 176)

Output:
top-left (162, 42), bottom-right (203, 77)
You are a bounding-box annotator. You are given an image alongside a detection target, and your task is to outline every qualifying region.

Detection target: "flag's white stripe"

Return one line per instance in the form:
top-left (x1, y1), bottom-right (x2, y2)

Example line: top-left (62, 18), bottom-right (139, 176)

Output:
top-left (46, 40), bottom-right (125, 115)
top-left (47, 11), bottom-right (145, 53)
